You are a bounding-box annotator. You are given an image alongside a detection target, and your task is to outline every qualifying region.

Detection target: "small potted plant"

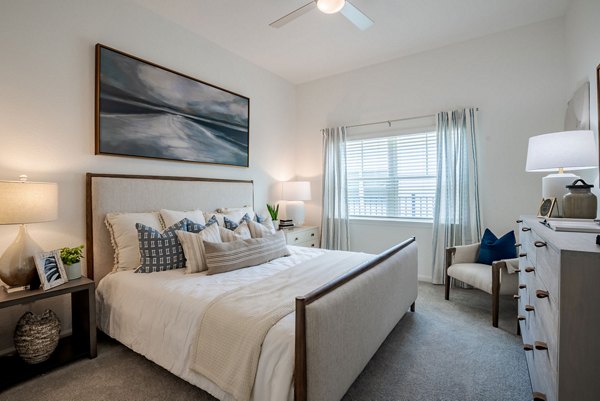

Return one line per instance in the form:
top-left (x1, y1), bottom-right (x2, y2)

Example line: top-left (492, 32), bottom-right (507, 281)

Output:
top-left (267, 203), bottom-right (280, 230)
top-left (60, 245), bottom-right (84, 280)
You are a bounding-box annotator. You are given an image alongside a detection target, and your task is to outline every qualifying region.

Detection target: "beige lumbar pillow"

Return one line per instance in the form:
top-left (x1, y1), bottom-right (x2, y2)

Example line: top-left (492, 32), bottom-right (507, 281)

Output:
top-left (176, 223), bottom-right (221, 274)
top-left (203, 231), bottom-right (290, 275)
top-left (105, 212), bottom-right (163, 271)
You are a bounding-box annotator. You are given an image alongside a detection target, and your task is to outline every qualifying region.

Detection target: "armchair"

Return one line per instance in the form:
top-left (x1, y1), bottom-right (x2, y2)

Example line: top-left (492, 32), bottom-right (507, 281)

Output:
top-left (445, 242), bottom-right (519, 328)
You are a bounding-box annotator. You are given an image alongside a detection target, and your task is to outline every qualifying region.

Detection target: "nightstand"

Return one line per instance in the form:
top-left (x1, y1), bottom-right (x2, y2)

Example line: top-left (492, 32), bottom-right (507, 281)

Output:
top-left (283, 226), bottom-right (320, 248)
top-left (0, 277), bottom-right (96, 390)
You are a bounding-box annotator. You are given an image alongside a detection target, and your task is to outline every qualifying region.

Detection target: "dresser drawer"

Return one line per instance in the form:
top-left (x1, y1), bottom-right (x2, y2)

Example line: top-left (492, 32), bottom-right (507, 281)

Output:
top-left (519, 223), bottom-right (537, 266)
top-left (285, 227), bottom-right (320, 246)
top-left (532, 347), bottom-right (558, 401)
top-left (534, 241), bottom-right (560, 304)
top-left (295, 239), bottom-right (319, 248)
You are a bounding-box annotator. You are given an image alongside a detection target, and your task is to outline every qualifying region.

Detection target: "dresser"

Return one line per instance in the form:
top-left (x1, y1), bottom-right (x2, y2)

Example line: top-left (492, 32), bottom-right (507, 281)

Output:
top-left (517, 216), bottom-right (600, 401)
top-left (283, 226), bottom-right (320, 248)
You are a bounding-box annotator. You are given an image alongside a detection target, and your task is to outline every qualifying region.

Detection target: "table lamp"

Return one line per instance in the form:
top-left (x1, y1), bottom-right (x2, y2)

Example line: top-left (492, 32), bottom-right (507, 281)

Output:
top-left (282, 181), bottom-right (311, 226)
top-left (526, 130), bottom-right (598, 216)
top-left (0, 176), bottom-right (58, 288)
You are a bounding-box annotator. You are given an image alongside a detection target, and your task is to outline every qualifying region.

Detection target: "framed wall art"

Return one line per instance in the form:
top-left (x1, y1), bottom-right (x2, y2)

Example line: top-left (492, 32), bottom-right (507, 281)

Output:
top-left (95, 44), bottom-right (250, 167)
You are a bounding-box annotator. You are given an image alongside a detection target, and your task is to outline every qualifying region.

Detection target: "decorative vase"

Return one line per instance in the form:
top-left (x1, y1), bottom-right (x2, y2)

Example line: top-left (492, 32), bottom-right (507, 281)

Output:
top-left (0, 225), bottom-right (42, 287)
top-left (273, 219), bottom-right (280, 230)
top-left (65, 261), bottom-right (82, 280)
top-left (14, 309), bottom-right (61, 364)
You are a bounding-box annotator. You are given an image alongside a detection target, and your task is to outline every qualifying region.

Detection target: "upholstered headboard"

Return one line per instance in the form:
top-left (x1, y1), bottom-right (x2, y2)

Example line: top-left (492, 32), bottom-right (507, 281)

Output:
top-left (85, 173), bottom-right (254, 282)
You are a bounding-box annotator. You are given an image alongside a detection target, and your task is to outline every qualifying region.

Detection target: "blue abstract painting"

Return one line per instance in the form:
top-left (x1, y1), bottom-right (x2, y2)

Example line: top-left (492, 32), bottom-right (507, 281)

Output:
top-left (96, 44), bottom-right (249, 167)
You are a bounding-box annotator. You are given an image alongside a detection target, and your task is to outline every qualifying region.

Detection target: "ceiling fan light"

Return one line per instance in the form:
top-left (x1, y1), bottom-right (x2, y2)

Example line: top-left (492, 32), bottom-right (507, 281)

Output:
top-left (317, 0), bottom-right (346, 14)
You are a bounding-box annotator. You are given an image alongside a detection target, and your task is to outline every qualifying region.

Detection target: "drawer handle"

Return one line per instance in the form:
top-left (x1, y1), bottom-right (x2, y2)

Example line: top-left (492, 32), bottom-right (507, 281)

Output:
top-left (516, 219), bottom-right (523, 223)
top-left (534, 341), bottom-right (548, 350)
top-left (514, 268), bottom-right (521, 273)
top-left (517, 314), bottom-right (526, 321)
top-left (311, 233), bottom-right (315, 237)
top-left (513, 294), bottom-right (521, 300)
top-left (519, 253), bottom-right (527, 258)
top-left (536, 290), bottom-right (549, 299)
top-left (532, 392), bottom-right (547, 401)
top-left (523, 343), bottom-right (534, 351)
top-left (525, 304), bottom-right (535, 312)
top-left (525, 267), bottom-right (535, 273)
top-left (519, 284), bottom-right (527, 289)
top-left (311, 244), bottom-right (315, 247)
top-left (515, 243), bottom-right (522, 248)
top-left (295, 237), bottom-right (299, 241)
top-left (534, 241), bottom-right (547, 248)
top-left (522, 227), bottom-right (531, 232)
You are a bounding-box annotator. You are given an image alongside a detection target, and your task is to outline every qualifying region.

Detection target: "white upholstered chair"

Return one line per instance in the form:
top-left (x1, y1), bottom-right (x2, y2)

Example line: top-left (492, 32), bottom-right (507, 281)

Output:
top-left (444, 242), bottom-right (519, 328)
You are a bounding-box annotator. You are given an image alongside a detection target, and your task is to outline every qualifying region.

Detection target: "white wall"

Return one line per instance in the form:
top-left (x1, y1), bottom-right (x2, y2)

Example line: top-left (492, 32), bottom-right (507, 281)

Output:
top-left (565, 0), bottom-right (600, 205)
top-left (0, 0), bottom-right (296, 353)
top-left (295, 19), bottom-right (568, 280)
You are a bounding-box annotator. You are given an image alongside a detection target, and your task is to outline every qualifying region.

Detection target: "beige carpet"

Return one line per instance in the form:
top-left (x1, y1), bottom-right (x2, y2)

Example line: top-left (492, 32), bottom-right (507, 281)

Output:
top-left (1, 282), bottom-right (531, 401)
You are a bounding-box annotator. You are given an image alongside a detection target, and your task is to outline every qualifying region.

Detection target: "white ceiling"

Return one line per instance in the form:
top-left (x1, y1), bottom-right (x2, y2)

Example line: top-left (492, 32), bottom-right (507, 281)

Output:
top-left (131, 0), bottom-right (569, 84)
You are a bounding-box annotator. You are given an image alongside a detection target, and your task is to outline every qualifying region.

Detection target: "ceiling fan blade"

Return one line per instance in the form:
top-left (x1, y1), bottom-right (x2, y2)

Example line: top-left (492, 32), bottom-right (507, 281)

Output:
top-left (269, 2), bottom-right (316, 28)
top-left (340, 1), bottom-right (374, 30)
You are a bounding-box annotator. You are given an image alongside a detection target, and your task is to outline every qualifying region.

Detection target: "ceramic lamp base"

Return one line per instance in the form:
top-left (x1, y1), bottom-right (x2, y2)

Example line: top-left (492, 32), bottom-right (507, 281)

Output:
top-left (0, 225), bottom-right (43, 287)
top-left (286, 201), bottom-right (305, 226)
top-left (542, 173), bottom-right (579, 217)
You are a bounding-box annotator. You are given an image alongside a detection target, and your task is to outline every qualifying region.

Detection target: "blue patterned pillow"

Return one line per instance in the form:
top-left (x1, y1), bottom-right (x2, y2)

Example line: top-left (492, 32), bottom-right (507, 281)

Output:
top-left (223, 213), bottom-right (252, 230)
top-left (255, 214), bottom-right (267, 223)
top-left (135, 219), bottom-right (188, 273)
top-left (186, 216), bottom-right (217, 233)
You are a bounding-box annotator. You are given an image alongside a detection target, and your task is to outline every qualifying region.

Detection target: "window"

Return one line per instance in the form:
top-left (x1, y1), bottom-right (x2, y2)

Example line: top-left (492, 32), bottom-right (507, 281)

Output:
top-left (346, 131), bottom-right (437, 220)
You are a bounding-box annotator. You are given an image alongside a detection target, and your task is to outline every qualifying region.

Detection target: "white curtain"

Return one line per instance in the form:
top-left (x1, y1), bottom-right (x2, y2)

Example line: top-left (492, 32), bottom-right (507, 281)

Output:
top-left (431, 108), bottom-right (482, 284)
top-left (321, 127), bottom-right (350, 250)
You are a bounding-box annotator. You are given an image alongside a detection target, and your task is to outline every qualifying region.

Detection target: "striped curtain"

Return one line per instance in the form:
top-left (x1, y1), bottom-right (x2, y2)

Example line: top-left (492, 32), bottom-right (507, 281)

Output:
top-left (431, 108), bottom-right (482, 284)
top-left (321, 127), bottom-right (350, 250)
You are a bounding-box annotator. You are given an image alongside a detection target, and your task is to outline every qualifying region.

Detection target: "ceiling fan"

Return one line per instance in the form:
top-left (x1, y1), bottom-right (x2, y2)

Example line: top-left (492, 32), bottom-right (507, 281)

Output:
top-left (270, 0), bottom-right (374, 31)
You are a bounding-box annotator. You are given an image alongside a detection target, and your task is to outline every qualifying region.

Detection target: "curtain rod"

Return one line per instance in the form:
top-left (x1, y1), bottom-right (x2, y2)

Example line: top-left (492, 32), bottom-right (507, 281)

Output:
top-left (343, 108), bottom-right (479, 130)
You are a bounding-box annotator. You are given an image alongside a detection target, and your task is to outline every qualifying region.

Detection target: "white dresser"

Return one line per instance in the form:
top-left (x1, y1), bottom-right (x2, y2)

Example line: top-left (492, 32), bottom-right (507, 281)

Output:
top-left (282, 226), bottom-right (320, 248)
top-left (517, 216), bottom-right (600, 401)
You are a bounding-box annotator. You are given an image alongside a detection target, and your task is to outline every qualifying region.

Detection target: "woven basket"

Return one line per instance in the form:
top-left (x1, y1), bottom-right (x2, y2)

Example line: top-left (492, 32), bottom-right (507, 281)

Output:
top-left (14, 309), bottom-right (61, 364)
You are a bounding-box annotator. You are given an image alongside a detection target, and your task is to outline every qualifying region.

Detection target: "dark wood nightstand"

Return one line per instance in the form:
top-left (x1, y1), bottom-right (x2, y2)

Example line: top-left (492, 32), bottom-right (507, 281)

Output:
top-left (0, 277), bottom-right (96, 390)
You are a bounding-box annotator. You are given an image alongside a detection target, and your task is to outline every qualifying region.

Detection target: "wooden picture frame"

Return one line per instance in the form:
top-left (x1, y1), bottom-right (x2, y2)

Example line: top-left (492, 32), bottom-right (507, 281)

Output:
top-left (95, 44), bottom-right (250, 167)
top-left (34, 250), bottom-right (68, 290)
top-left (537, 197), bottom-right (557, 219)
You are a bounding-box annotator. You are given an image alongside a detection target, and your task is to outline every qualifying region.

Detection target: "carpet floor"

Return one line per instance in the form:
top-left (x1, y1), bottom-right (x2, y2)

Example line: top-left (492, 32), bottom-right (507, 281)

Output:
top-left (1, 282), bottom-right (531, 401)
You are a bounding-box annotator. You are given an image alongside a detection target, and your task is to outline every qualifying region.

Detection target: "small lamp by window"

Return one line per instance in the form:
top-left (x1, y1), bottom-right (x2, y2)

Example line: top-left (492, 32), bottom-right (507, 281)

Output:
top-left (282, 181), bottom-right (311, 226)
top-left (0, 176), bottom-right (58, 289)
top-left (526, 130), bottom-right (598, 216)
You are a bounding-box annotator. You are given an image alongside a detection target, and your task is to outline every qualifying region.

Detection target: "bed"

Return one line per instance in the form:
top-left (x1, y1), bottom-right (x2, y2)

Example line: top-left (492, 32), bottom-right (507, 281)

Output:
top-left (86, 173), bottom-right (418, 401)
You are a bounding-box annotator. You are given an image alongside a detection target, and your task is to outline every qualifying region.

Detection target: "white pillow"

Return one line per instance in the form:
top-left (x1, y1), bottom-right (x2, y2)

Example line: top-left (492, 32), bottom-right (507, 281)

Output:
top-left (176, 223), bottom-right (221, 274)
top-left (160, 209), bottom-right (205, 227)
top-left (105, 212), bottom-right (162, 271)
top-left (247, 219), bottom-right (274, 238)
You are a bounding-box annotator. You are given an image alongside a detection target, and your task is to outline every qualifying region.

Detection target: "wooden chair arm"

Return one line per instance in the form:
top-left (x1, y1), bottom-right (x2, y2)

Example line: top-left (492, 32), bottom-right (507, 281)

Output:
top-left (445, 247), bottom-right (456, 274)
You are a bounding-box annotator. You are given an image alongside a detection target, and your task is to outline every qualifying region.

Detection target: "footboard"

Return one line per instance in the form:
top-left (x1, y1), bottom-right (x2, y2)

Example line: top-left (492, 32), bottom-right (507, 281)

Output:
top-left (294, 238), bottom-right (418, 401)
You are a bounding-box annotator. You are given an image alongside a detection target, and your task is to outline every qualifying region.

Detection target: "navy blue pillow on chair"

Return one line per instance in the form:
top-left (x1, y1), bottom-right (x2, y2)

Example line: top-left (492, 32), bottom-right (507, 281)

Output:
top-left (476, 229), bottom-right (517, 265)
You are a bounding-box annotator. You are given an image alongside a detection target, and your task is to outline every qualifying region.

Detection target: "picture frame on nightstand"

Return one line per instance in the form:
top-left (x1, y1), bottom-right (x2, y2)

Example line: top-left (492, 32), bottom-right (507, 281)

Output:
top-left (34, 250), bottom-right (68, 290)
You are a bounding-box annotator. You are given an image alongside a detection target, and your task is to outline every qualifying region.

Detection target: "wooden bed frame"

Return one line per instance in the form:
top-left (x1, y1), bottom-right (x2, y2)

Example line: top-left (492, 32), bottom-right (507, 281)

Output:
top-left (86, 172), bottom-right (419, 401)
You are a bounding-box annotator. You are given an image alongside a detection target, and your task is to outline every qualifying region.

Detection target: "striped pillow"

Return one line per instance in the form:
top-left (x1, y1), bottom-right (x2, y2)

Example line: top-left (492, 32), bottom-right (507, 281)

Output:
top-left (203, 231), bottom-right (290, 275)
top-left (176, 222), bottom-right (222, 274)
top-left (247, 219), bottom-right (274, 238)
top-left (219, 221), bottom-right (251, 241)
top-left (134, 219), bottom-right (188, 273)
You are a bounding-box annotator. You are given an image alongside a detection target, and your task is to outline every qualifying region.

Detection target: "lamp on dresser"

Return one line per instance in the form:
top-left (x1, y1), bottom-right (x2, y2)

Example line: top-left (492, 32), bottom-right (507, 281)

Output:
top-left (0, 175), bottom-right (58, 290)
top-left (525, 130), bottom-right (597, 216)
top-left (282, 181), bottom-right (311, 227)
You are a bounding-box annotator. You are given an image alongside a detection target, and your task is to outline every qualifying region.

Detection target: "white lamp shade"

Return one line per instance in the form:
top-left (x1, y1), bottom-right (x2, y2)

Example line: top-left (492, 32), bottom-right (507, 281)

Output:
top-left (317, 0), bottom-right (346, 14)
top-left (282, 181), bottom-right (312, 201)
top-left (526, 130), bottom-right (598, 172)
top-left (0, 181), bottom-right (58, 224)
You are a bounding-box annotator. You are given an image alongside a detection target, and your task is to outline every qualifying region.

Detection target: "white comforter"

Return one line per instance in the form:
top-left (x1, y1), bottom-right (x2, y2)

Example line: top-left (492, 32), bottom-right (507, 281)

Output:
top-left (96, 246), bottom-right (326, 401)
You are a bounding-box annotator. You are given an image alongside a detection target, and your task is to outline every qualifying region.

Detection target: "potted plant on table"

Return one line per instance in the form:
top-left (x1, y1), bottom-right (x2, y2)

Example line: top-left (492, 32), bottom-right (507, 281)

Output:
top-left (60, 245), bottom-right (84, 280)
top-left (267, 203), bottom-right (280, 230)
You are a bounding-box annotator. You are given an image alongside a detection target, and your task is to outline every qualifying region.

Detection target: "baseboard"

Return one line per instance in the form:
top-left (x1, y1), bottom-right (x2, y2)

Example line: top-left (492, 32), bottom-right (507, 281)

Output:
top-left (418, 274), bottom-right (432, 282)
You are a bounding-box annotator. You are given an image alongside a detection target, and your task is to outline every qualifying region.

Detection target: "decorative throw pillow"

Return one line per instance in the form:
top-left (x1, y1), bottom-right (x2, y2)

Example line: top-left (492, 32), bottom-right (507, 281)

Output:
top-left (223, 213), bottom-right (252, 230)
top-left (255, 214), bottom-right (275, 231)
top-left (476, 229), bottom-right (517, 265)
top-left (105, 212), bottom-right (163, 271)
top-left (247, 219), bottom-right (274, 238)
top-left (203, 231), bottom-right (290, 275)
top-left (205, 207), bottom-right (255, 227)
top-left (134, 220), bottom-right (188, 273)
top-left (176, 223), bottom-right (222, 274)
top-left (160, 209), bottom-right (206, 228)
top-left (219, 222), bottom-right (251, 241)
